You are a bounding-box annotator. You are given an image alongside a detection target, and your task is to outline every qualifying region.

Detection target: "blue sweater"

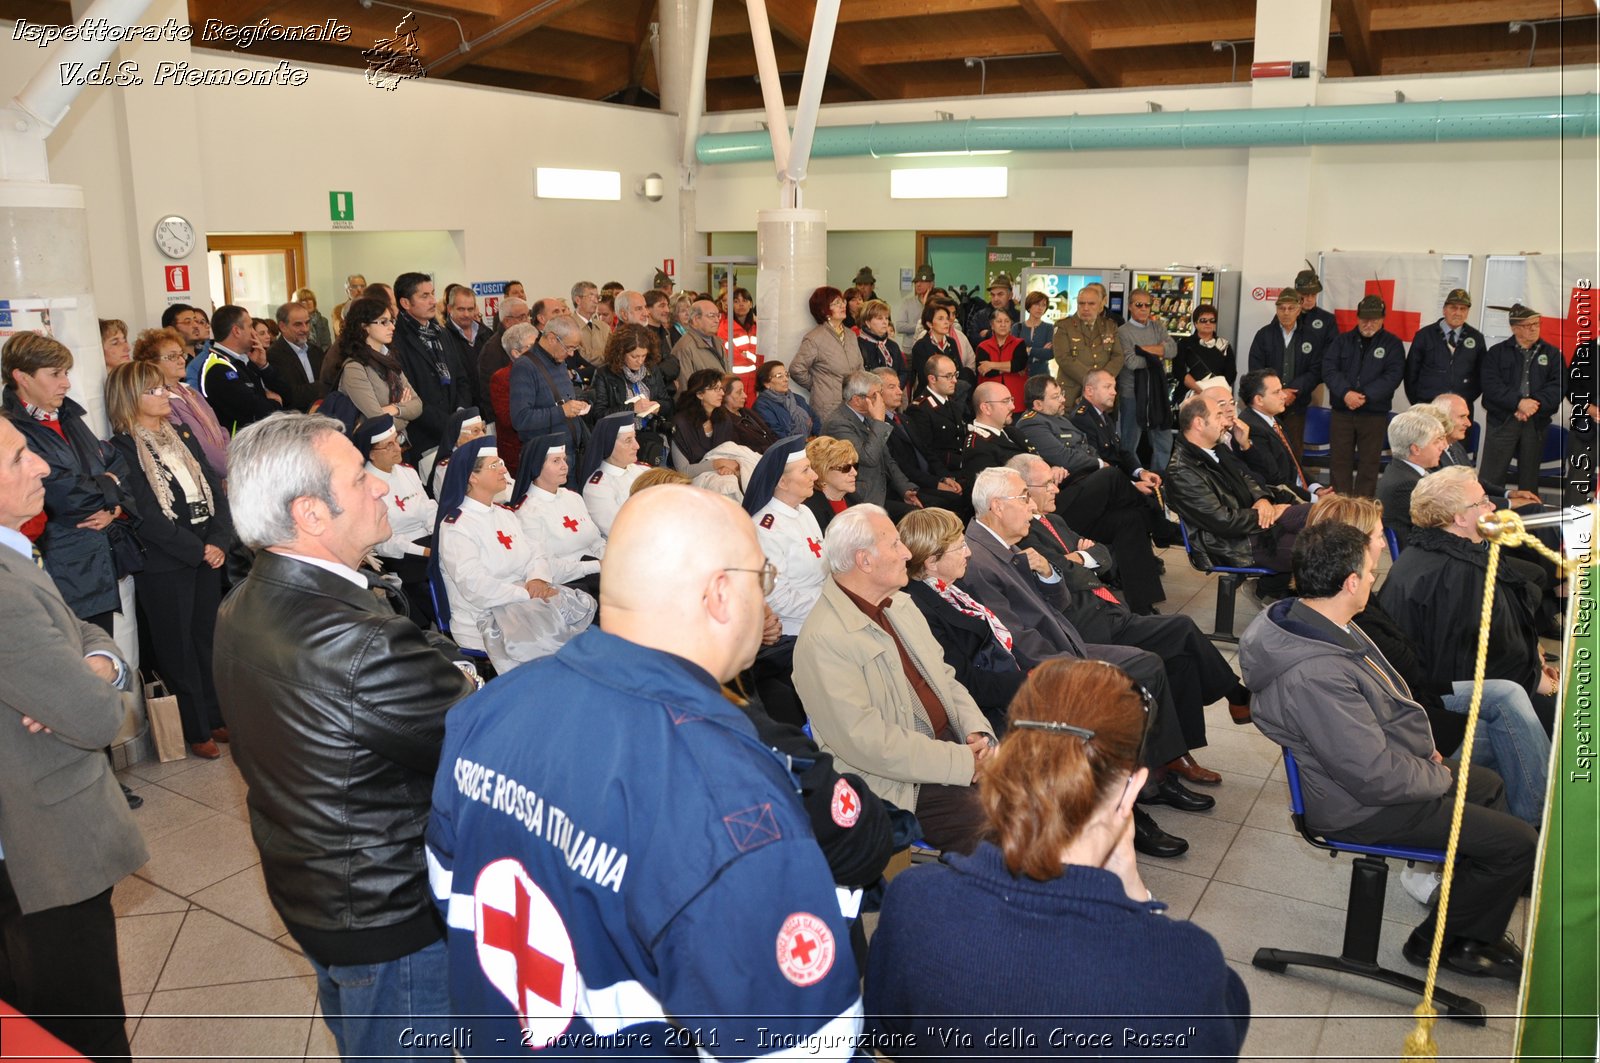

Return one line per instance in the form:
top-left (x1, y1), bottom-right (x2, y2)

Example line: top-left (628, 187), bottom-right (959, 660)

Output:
top-left (865, 842), bottom-right (1249, 1059)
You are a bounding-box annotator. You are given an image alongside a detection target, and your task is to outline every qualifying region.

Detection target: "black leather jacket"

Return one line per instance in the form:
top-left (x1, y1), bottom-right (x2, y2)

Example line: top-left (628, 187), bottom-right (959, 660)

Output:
top-left (213, 550), bottom-right (475, 966)
top-left (1165, 436), bottom-right (1266, 569)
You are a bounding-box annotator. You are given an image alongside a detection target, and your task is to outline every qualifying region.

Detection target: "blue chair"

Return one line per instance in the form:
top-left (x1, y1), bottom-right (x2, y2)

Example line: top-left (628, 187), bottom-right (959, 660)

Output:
top-left (1251, 749), bottom-right (1486, 1025)
top-left (1384, 527), bottom-right (1401, 561)
top-left (427, 570), bottom-right (493, 670)
top-left (1176, 517), bottom-right (1275, 644)
top-left (1300, 405), bottom-right (1332, 469)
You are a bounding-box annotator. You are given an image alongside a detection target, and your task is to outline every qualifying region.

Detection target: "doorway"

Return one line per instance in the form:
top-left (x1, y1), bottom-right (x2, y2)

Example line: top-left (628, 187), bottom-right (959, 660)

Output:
top-left (917, 232), bottom-right (995, 299)
top-left (206, 233), bottom-right (306, 319)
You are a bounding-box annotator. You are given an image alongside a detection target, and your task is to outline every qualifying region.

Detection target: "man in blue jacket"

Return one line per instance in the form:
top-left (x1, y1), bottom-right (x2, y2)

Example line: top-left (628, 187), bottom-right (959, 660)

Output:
top-left (1480, 303), bottom-right (1564, 494)
top-left (1324, 294), bottom-right (1404, 497)
top-left (427, 485), bottom-right (864, 1056)
top-left (1405, 288), bottom-right (1485, 406)
top-left (1247, 286), bottom-right (1321, 463)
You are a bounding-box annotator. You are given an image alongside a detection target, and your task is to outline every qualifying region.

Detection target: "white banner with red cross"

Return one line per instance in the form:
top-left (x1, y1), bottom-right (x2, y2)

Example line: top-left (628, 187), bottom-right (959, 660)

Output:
top-left (1319, 251), bottom-right (1467, 345)
top-left (1525, 252), bottom-right (1598, 360)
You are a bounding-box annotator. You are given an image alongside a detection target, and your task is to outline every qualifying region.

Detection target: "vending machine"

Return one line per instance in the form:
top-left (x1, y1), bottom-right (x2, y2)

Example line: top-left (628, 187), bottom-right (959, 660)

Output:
top-left (1017, 267), bottom-right (1131, 327)
top-left (1127, 266), bottom-right (1243, 343)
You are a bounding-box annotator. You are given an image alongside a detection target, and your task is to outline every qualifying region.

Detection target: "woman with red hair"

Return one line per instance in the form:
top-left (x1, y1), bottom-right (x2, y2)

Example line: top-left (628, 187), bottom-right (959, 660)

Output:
top-left (789, 286), bottom-right (861, 423)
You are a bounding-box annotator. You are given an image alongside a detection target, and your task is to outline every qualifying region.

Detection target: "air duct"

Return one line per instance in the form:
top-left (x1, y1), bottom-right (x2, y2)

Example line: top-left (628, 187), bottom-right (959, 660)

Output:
top-left (696, 93), bottom-right (1598, 165)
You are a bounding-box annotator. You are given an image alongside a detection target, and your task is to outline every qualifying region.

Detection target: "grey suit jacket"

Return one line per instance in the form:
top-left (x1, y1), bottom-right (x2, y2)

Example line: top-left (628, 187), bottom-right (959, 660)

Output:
top-left (957, 518), bottom-right (1089, 668)
top-left (821, 406), bottom-right (913, 508)
top-left (0, 545), bottom-right (147, 912)
top-left (1376, 459), bottom-right (1425, 547)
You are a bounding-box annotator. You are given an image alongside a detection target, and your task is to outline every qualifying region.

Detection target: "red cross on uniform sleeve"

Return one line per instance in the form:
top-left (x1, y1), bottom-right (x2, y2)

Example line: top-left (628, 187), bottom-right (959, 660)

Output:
top-left (806, 537), bottom-right (822, 557)
top-left (497, 530), bottom-right (514, 549)
top-left (562, 516), bottom-right (579, 532)
top-left (394, 495), bottom-right (406, 511)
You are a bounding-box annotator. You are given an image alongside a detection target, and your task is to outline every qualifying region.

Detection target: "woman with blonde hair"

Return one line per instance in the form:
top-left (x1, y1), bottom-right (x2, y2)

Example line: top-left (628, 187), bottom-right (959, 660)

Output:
top-left (105, 361), bottom-right (231, 758)
top-left (865, 658), bottom-right (1249, 1053)
top-left (133, 327), bottom-right (230, 478)
top-left (800, 435), bottom-right (858, 532)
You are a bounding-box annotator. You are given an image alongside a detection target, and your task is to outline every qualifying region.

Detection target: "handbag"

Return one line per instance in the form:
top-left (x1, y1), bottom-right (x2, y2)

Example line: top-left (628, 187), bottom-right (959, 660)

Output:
top-left (477, 585), bottom-right (597, 674)
top-left (144, 673), bottom-right (187, 762)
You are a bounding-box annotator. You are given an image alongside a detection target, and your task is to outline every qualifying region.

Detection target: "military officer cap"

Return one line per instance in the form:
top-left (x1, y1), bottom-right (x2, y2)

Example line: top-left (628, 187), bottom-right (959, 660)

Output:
top-left (1275, 288), bottom-right (1303, 307)
top-left (989, 273), bottom-right (1014, 291)
top-left (1294, 261), bottom-right (1323, 294)
top-left (853, 266), bottom-right (876, 286)
top-left (1444, 288), bottom-right (1472, 308)
top-left (1357, 294), bottom-right (1387, 319)
top-left (914, 264), bottom-right (936, 283)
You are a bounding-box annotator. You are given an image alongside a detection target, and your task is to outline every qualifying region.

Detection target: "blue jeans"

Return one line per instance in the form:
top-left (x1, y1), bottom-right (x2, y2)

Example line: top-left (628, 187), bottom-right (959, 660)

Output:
top-left (307, 936), bottom-right (454, 1061)
top-left (1440, 679), bottom-right (1550, 828)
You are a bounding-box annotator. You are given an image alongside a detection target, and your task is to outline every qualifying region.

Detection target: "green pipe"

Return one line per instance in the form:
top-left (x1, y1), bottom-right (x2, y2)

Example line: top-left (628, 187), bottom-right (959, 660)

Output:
top-left (696, 94), bottom-right (1598, 165)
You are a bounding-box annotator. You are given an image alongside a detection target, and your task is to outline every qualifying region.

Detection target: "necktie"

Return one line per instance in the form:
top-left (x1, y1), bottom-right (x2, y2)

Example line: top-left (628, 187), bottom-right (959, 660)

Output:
top-left (1272, 420), bottom-right (1308, 490)
top-left (1447, 328), bottom-right (1459, 348)
top-left (1036, 519), bottom-right (1120, 604)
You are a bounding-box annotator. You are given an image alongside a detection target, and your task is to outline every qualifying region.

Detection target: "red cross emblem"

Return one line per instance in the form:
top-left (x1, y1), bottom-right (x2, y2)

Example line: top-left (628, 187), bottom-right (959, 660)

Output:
top-left (1334, 279), bottom-right (1421, 341)
top-left (830, 777), bottom-right (860, 827)
top-left (774, 911), bottom-right (835, 987)
top-left (562, 516), bottom-right (579, 532)
top-left (394, 495), bottom-right (406, 511)
top-left (807, 537), bottom-right (822, 557)
top-left (1546, 284), bottom-right (1596, 358)
top-left (497, 530), bottom-right (514, 549)
top-left (474, 859), bottom-right (576, 1044)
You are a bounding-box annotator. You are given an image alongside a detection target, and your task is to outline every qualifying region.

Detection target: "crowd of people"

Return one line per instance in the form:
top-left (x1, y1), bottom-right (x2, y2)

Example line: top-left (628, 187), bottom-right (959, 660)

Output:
top-left (0, 257), bottom-right (1582, 1062)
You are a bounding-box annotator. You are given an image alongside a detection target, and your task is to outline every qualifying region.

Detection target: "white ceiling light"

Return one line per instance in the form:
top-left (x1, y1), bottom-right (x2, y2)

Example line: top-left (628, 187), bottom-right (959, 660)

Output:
top-left (889, 166), bottom-right (1008, 199)
top-left (535, 167), bottom-right (622, 201)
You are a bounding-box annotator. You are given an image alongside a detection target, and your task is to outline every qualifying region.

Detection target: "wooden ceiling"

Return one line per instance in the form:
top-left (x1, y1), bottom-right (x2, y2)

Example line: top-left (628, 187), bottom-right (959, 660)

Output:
top-left (4, 0), bottom-right (1596, 112)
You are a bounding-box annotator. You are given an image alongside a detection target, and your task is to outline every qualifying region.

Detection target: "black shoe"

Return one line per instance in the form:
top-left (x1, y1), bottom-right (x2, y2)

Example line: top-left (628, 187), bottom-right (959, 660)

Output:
top-left (1402, 929), bottom-right (1524, 983)
top-left (1137, 774), bottom-right (1216, 813)
top-left (1132, 807), bottom-right (1188, 858)
top-left (122, 783), bottom-right (143, 811)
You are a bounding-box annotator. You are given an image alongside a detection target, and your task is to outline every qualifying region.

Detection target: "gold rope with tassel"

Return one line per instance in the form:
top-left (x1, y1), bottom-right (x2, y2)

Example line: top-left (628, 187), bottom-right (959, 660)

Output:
top-left (1401, 509), bottom-right (1573, 1060)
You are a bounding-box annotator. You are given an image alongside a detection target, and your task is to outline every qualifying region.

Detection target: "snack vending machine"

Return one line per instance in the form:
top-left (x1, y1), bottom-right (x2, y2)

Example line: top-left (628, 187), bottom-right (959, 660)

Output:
top-left (1017, 267), bottom-right (1131, 327)
top-left (1127, 266), bottom-right (1243, 343)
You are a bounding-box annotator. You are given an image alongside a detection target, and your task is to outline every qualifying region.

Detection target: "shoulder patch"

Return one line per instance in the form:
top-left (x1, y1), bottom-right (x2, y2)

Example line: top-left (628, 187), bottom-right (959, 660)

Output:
top-left (494, 502), bottom-right (515, 510)
top-left (1019, 410), bottom-right (1036, 420)
top-left (588, 470), bottom-right (604, 485)
top-left (759, 513), bottom-right (775, 529)
top-left (443, 509), bottom-right (462, 524)
top-left (724, 803), bottom-right (782, 853)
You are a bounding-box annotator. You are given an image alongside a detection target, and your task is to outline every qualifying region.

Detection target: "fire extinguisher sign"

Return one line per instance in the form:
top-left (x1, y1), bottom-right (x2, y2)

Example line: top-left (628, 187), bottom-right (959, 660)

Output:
top-left (164, 265), bottom-right (190, 293)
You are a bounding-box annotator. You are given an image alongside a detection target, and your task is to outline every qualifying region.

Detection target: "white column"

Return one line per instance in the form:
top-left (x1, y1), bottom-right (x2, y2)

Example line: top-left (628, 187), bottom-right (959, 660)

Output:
top-left (658, 0), bottom-right (702, 285)
top-left (756, 209), bottom-right (826, 369)
top-left (1236, 0), bottom-right (1332, 343)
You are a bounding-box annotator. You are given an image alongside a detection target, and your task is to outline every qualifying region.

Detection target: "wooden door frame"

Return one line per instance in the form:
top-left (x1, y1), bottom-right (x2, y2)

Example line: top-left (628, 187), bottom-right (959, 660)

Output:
top-left (206, 233), bottom-right (307, 306)
top-left (915, 230), bottom-right (998, 267)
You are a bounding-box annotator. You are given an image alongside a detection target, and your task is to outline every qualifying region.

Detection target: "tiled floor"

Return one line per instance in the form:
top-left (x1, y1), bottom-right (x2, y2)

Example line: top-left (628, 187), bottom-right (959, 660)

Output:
top-left (109, 544), bottom-right (1530, 1062)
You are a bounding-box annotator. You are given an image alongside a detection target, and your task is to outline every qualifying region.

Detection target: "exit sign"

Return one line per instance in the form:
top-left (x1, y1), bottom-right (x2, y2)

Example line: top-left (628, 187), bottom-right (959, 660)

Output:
top-left (329, 191), bottom-right (354, 228)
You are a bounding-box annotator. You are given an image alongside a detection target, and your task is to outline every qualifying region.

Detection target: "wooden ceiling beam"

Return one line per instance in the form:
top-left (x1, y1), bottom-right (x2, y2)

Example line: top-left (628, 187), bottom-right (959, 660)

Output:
top-left (467, 38), bottom-right (617, 81)
top-left (1331, 0), bottom-right (1382, 75)
top-left (706, 44), bottom-right (806, 81)
top-left (1014, 0), bottom-right (1116, 88)
top-left (1090, 17), bottom-right (1257, 50)
top-left (836, 0), bottom-right (1015, 21)
top-left (546, 8), bottom-right (636, 40)
top-left (426, 0), bottom-right (592, 76)
top-left (1368, 0), bottom-right (1567, 32)
top-left (761, 0), bottom-right (900, 99)
top-left (855, 31), bottom-right (1046, 67)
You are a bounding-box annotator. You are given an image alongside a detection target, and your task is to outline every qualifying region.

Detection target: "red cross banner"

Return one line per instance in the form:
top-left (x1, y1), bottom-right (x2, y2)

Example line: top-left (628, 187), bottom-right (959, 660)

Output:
top-left (1320, 251), bottom-right (1457, 344)
top-left (1525, 252), bottom-right (1599, 360)
top-left (474, 858), bottom-right (577, 1045)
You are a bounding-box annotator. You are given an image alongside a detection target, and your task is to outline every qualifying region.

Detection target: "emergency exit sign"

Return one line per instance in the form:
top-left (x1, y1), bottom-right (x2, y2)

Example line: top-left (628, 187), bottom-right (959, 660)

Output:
top-left (329, 191), bottom-right (354, 228)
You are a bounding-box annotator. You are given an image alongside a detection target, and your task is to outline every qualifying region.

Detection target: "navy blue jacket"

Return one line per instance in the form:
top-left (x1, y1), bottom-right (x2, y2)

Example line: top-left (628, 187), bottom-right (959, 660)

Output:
top-left (1480, 337), bottom-right (1564, 423)
top-left (1246, 320), bottom-right (1321, 409)
top-left (1323, 327), bottom-right (1405, 415)
top-left (428, 629), bottom-right (863, 1056)
top-left (1404, 318), bottom-right (1486, 405)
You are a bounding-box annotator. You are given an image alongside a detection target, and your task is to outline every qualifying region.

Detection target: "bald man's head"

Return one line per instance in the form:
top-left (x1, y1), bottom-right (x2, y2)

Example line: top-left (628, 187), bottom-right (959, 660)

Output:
top-left (601, 484), bottom-right (767, 680)
top-left (972, 381), bottom-right (1015, 426)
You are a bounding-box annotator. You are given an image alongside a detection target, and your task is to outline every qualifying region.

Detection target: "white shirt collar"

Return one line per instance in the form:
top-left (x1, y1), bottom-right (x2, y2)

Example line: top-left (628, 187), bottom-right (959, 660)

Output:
top-left (271, 550), bottom-right (367, 589)
top-left (974, 519), bottom-right (1015, 551)
top-left (971, 420), bottom-right (1003, 438)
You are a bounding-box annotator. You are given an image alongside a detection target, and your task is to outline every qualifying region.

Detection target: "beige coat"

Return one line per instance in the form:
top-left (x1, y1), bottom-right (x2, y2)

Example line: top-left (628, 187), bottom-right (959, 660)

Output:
top-left (793, 579), bottom-right (993, 813)
top-left (789, 323), bottom-right (863, 424)
top-left (338, 358), bottom-right (424, 439)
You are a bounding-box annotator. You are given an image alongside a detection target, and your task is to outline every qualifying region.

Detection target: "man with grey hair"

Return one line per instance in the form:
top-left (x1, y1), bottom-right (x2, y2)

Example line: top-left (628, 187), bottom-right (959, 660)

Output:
top-left (794, 503), bottom-right (994, 854)
top-left (214, 413), bottom-right (475, 1060)
top-left (960, 465), bottom-right (1208, 857)
top-left (616, 289), bottom-right (650, 327)
top-left (821, 370), bottom-right (920, 517)
top-left (510, 315), bottom-right (590, 486)
top-left (672, 298), bottom-right (727, 394)
top-left (1377, 407), bottom-right (1451, 547)
top-left (571, 280), bottom-right (611, 370)
top-left (267, 299), bottom-right (325, 411)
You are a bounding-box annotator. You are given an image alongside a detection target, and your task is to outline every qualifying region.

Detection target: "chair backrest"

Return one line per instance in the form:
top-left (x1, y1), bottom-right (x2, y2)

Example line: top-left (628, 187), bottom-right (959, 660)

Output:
top-left (1176, 515), bottom-right (1274, 576)
top-left (1278, 747), bottom-right (1445, 863)
top-left (1384, 527), bottom-right (1401, 561)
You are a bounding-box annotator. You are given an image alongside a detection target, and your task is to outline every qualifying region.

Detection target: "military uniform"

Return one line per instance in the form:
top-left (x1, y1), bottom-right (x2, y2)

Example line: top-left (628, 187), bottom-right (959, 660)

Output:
top-left (1071, 398), bottom-right (1138, 476)
top-left (426, 628), bottom-right (864, 1056)
top-left (904, 392), bottom-right (968, 478)
top-left (752, 497), bottom-right (829, 637)
top-left (581, 461), bottom-right (648, 536)
top-left (438, 497), bottom-right (553, 652)
top-left (1013, 408), bottom-right (1104, 478)
top-left (1052, 315), bottom-right (1122, 409)
top-left (516, 486), bottom-right (604, 587)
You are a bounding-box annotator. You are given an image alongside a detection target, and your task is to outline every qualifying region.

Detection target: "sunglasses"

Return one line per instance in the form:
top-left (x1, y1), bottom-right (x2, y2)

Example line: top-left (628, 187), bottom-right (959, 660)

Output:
top-left (830, 462), bottom-right (858, 473)
top-left (1197, 317), bottom-right (1217, 324)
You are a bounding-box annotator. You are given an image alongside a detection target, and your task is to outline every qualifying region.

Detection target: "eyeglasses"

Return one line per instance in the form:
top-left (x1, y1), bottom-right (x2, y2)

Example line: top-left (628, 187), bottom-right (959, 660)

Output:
top-left (143, 385), bottom-right (170, 396)
top-left (994, 492), bottom-right (1030, 504)
top-left (477, 459), bottom-right (507, 472)
top-left (724, 559), bottom-right (779, 596)
top-left (829, 462), bottom-right (858, 473)
top-left (1023, 480), bottom-right (1055, 491)
top-left (374, 316), bottom-right (394, 326)
top-left (1197, 317), bottom-right (1217, 324)
top-left (1131, 302), bottom-right (1152, 309)
top-left (933, 372), bottom-right (958, 380)
top-left (158, 352), bottom-right (186, 364)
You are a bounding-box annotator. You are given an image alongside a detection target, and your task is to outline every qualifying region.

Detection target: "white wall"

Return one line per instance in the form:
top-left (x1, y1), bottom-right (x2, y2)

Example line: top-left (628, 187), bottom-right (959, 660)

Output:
top-left (303, 231), bottom-right (469, 307)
